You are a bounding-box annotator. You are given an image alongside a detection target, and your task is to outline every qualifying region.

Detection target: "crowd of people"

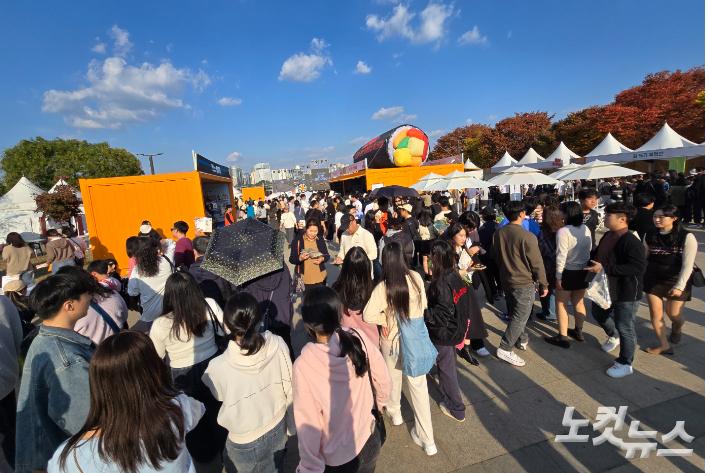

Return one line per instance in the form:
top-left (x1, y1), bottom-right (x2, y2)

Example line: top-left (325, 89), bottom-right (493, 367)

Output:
top-left (0, 166), bottom-right (703, 473)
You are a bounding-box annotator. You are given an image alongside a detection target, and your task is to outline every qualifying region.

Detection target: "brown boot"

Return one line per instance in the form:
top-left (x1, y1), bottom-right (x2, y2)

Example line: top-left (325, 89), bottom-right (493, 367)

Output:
top-left (570, 327), bottom-right (585, 342)
top-left (645, 346), bottom-right (674, 355)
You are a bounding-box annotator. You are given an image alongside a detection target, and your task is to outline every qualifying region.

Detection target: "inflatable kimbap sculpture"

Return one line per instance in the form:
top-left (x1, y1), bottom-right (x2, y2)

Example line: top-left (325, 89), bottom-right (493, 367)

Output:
top-left (353, 125), bottom-right (429, 169)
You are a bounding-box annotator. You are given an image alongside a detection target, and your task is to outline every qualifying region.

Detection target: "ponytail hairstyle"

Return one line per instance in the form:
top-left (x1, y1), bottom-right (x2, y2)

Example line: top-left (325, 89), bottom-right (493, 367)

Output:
top-left (428, 241), bottom-right (456, 296)
top-left (223, 292), bottom-right (265, 356)
top-left (302, 286), bottom-right (367, 377)
top-left (380, 241), bottom-right (420, 322)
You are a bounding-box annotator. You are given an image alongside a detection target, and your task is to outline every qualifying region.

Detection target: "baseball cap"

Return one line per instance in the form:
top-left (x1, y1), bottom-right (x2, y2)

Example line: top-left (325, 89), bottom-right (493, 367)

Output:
top-left (399, 204), bottom-right (413, 213)
top-left (480, 206), bottom-right (495, 217)
top-left (340, 213), bottom-right (355, 228)
top-left (3, 279), bottom-right (26, 293)
top-left (139, 224), bottom-right (152, 234)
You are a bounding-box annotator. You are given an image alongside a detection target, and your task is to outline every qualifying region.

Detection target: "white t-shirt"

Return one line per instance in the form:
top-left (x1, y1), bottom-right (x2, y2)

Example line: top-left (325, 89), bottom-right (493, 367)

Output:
top-left (127, 257), bottom-right (173, 323)
top-left (280, 212), bottom-right (297, 229)
top-left (47, 394), bottom-right (204, 473)
top-left (150, 298), bottom-right (224, 369)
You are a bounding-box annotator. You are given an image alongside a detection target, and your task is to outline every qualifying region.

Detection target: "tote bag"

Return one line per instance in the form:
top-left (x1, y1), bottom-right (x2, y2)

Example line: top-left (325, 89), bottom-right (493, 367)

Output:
top-left (398, 317), bottom-right (438, 378)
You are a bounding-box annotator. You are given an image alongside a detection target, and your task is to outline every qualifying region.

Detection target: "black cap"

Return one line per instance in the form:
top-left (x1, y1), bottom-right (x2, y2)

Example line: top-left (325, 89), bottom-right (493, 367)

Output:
top-left (340, 213), bottom-right (355, 228)
top-left (445, 211), bottom-right (459, 221)
top-left (480, 206), bottom-right (495, 217)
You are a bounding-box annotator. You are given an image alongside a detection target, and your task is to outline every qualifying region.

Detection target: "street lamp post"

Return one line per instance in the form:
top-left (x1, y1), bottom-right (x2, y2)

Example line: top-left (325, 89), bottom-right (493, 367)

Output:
top-left (136, 152), bottom-right (163, 175)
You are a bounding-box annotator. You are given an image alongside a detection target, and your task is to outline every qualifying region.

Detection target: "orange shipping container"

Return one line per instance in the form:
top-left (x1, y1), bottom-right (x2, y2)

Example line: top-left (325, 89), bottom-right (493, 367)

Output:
top-left (80, 171), bottom-right (235, 276)
top-left (329, 162), bottom-right (464, 192)
top-left (240, 186), bottom-right (266, 202)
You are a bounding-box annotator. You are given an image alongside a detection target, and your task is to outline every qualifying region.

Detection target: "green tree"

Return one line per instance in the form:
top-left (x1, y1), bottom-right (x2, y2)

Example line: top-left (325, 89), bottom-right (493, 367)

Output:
top-left (0, 137), bottom-right (143, 193)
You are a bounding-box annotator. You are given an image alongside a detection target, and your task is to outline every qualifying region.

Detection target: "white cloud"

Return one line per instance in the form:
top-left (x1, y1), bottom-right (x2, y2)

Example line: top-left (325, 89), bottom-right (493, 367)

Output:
top-left (458, 26), bottom-right (488, 45)
top-left (428, 129), bottom-right (446, 138)
top-left (508, 30), bottom-right (513, 38)
top-left (465, 118), bottom-right (473, 125)
top-left (349, 136), bottom-right (369, 145)
top-left (366, 2), bottom-right (454, 48)
top-left (353, 61), bottom-right (372, 74)
top-left (201, 59), bottom-right (208, 65)
top-left (372, 105), bottom-right (404, 120)
top-left (166, 43), bottom-right (173, 52)
top-left (393, 52), bottom-right (403, 58)
top-left (109, 25), bottom-right (133, 57)
top-left (217, 97), bottom-right (242, 106)
top-left (42, 54), bottom-right (212, 130)
top-left (279, 38), bottom-right (333, 82)
top-left (92, 43), bottom-right (107, 54)
top-left (393, 113), bottom-right (417, 123)
top-left (304, 146), bottom-right (334, 157)
top-left (487, 114), bottom-right (497, 121)
top-left (226, 152), bottom-right (243, 162)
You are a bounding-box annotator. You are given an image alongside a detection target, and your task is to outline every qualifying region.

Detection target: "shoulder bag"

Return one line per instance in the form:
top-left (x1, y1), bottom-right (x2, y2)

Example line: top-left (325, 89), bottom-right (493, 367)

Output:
top-left (90, 301), bottom-right (121, 334)
top-left (206, 302), bottom-right (228, 354)
top-left (659, 232), bottom-right (705, 289)
top-left (350, 329), bottom-right (386, 446)
top-left (258, 291), bottom-right (274, 333)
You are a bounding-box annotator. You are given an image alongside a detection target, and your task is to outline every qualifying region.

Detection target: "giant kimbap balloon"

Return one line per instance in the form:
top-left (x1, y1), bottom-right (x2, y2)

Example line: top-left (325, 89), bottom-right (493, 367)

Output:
top-left (353, 125), bottom-right (429, 169)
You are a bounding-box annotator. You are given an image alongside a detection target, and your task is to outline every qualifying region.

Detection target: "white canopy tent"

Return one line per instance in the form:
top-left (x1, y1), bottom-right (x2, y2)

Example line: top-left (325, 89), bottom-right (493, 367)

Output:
top-left (490, 151), bottom-right (518, 172)
top-left (548, 163), bottom-right (582, 180)
top-left (528, 141), bottom-right (581, 170)
top-left (0, 177), bottom-right (46, 243)
top-left (586, 133), bottom-right (632, 157)
top-left (517, 147), bottom-right (544, 165)
top-left (487, 165), bottom-right (561, 186)
top-left (593, 123), bottom-right (703, 164)
top-left (410, 172), bottom-right (444, 190)
top-left (425, 174), bottom-right (489, 191)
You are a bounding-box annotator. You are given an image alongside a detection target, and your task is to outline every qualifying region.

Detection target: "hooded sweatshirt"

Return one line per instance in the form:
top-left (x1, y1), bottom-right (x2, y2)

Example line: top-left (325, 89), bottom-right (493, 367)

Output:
top-left (241, 263), bottom-right (293, 327)
top-left (202, 331), bottom-right (294, 444)
top-left (45, 237), bottom-right (74, 265)
top-left (293, 329), bottom-right (391, 473)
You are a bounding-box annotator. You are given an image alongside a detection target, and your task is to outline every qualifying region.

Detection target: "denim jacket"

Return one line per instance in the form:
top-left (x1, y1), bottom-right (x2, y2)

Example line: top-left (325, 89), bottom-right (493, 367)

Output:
top-left (15, 326), bottom-right (94, 473)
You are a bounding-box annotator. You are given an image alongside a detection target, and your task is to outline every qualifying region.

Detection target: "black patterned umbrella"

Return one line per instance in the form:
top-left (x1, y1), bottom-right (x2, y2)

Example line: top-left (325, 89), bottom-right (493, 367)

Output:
top-left (369, 185), bottom-right (420, 199)
top-left (202, 218), bottom-right (286, 286)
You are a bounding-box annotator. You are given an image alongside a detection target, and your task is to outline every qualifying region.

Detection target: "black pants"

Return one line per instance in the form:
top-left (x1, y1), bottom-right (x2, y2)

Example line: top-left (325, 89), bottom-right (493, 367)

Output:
top-left (324, 425), bottom-right (381, 473)
top-left (304, 279), bottom-right (327, 294)
top-left (693, 198), bottom-right (704, 224)
top-left (0, 391), bottom-right (15, 471)
top-left (482, 258), bottom-right (501, 295)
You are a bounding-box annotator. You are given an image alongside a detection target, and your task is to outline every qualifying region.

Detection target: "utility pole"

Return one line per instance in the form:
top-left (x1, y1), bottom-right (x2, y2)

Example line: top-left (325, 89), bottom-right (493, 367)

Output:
top-left (136, 152), bottom-right (163, 175)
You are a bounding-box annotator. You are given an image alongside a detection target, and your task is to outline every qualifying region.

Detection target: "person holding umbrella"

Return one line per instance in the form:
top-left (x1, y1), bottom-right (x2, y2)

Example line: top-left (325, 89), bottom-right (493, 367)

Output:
top-left (289, 218), bottom-right (330, 291)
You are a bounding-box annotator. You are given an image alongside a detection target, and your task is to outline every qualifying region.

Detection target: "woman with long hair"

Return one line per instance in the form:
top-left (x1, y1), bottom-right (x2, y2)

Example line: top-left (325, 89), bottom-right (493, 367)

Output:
top-left (363, 242), bottom-right (437, 456)
top-left (288, 218), bottom-right (330, 291)
top-left (536, 206), bottom-right (564, 321)
top-left (3, 232), bottom-right (34, 285)
top-left (149, 271), bottom-right (227, 465)
top-left (294, 286), bottom-right (391, 473)
top-left (49, 331), bottom-right (205, 473)
top-left (643, 205), bottom-right (698, 355)
top-left (417, 207), bottom-right (438, 282)
top-left (125, 236), bottom-right (140, 277)
top-left (127, 237), bottom-right (173, 325)
top-left (545, 201), bottom-right (592, 349)
top-left (445, 222), bottom-right (488, 365)
top-left (424, 241), bottom-right (469, 422)
top-left (202, 293), bottom-right (294, 473)
top-left (332, 246), bottom-right (378, 346)
top-left (364, 210), bottom-right (384, 281)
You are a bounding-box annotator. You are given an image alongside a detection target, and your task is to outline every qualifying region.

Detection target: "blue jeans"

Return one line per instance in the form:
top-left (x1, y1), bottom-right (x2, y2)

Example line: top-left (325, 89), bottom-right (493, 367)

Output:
top-left (499, 286), bottom-right (535, 351)
top-left (19, 271), bottom-right (34, 285)
top-left (591, 300), bottom-right (640, 366)
top-left (223, 417), bottom-right (287, 473)
top-left (51, 258), bottom-right (76, 274)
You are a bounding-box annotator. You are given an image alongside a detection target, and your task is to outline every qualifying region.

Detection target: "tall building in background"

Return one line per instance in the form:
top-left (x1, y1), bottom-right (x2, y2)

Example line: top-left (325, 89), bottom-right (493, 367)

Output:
top-left (291, 165), bottom-right (303, 182)
top-left (251, 163), bottom-right (272, 184)
top-left (230, 166), bottom-right (246, 187)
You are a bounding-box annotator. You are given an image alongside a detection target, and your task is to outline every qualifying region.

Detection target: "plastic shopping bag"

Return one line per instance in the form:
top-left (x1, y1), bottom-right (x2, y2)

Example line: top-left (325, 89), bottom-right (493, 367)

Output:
top-left (585, 270), bottom-right (611, 310)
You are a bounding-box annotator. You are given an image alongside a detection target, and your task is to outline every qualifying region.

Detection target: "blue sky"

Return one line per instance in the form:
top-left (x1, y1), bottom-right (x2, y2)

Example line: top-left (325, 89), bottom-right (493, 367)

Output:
top-left (0, 0), bottom-right (704, 174)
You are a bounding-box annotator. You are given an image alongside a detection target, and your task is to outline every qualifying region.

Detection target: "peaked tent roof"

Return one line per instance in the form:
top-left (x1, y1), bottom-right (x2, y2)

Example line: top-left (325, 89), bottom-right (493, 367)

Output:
top-left (491, 151), bottom-right (518, 170)
top-left (464, 160), bottom-right (481, 170)
top-left (49, 179), bottom-right (82, 200)
top-left (586, 133), bottom-right (632, 157)
top-left (0, 177), bottom-right (45, 211)
top-left (636, 122), bottom-right (697, 151)
top-left (517, 148), bottom-right (544, 165)
top-left (543, 142), bottom-right (581, 167)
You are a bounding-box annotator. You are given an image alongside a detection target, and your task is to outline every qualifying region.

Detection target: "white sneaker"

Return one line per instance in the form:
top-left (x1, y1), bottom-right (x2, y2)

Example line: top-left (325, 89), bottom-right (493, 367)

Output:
top-left (496, 348), bottom-right (526, 367)
top-left (606, 362), bottom-right (633, 378)
top-left (439, 402), bottom-right (465, 422)
top-left (475, 347), bottom-right (490, 356)
top-left (410, 428), bottom-right (437, 456)
top-left (601, 336), bottom-right (620, 353)
top-left (384, 408), bottom-right (403, 426)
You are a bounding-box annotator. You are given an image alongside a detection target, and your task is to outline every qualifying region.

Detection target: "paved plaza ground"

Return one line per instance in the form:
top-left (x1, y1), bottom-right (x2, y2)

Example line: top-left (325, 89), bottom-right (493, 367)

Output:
top-left (129, 226), bottom-right (706, 473)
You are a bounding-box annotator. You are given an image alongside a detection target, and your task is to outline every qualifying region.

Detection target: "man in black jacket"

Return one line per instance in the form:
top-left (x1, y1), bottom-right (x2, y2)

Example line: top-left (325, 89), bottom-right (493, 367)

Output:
top-left (629, 193), bottom-right (656, 241)
top-left (190, 236), bottom-right (235, 308)
top-left (585, 202), bottom-right (646, 379)
top-left (398, 204), bottom-right (420, 268)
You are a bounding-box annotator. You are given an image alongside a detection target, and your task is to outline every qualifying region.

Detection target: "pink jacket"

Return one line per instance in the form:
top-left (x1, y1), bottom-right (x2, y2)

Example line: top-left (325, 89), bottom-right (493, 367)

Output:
top-left (340, 307), bottom-right (380, 348)
top-left (293, 328), bottom-right (391, 473)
